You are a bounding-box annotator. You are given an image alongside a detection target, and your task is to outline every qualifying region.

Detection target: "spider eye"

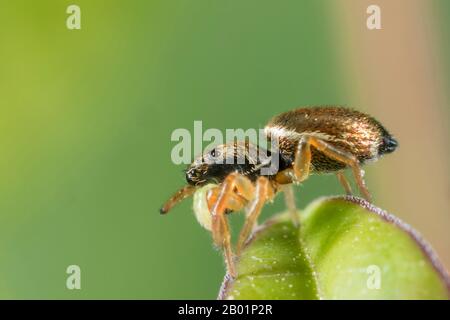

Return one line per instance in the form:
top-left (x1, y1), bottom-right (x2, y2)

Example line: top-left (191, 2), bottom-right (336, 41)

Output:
top-left (209, 149), bottom-right (216, 157)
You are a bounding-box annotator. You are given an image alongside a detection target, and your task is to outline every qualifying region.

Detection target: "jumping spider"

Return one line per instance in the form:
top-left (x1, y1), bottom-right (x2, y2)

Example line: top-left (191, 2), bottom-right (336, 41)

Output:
top-left (160, 106), bottom-right (398, 277)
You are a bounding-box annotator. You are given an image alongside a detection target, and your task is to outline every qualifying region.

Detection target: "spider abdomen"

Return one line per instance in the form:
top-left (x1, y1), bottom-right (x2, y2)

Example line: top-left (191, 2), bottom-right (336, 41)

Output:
top-left (265, 106), bottom-right (397, 173)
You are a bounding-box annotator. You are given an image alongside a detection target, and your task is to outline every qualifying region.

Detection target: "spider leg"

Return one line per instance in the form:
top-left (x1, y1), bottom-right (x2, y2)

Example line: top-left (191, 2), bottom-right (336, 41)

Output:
top-left (206, 187), bottom-right (247, 214)
top-left (336, 171), bottom-right (353, 195)
top-left (236, 177), bottom-right (274, 255)
top-left (272, 135), bottom-right (313, 228)
top-left (305, 136), bottom-right (371, 202)
top-left (216, 207), bottom-right (235, 277)
top-left (292, 135), bottom-right (312, 183)
top-left (209, 172), bottom-right (255, 277)
top-left (273, 169), bottom-right (302, 226)
top-left (274, 168), bottom-right (297, 184)
top-left (281, 184), bottom-right (299, 227)
top-left (160, 185), bottom-right (196, 214)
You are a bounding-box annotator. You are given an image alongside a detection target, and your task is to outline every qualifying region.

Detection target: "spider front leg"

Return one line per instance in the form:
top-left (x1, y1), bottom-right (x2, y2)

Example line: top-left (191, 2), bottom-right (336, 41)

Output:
top-left (292, 135), bottom-right (371, 202)
top-left (236, 176), bottom-right (275, 255)
top-left (209, 172), bottom-right (255, 277)
top-left (160, 185), bottom-right (196, 214)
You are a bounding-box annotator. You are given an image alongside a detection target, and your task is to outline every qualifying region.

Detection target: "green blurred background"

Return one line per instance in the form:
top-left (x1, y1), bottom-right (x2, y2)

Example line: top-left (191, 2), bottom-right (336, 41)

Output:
top-left (0, 0), bottom-right (448, 298)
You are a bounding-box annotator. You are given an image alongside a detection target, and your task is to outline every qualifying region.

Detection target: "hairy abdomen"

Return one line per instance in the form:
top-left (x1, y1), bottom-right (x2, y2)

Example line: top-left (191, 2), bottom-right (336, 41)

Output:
top-left (265, 106), bottom-right (397, 173)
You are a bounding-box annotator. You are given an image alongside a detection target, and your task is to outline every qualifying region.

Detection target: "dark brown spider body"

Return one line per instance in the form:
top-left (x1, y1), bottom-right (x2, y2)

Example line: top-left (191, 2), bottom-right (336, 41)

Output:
top-left (161, 106), bottom-right (398, 278)
top-left (184, 107), bottom-right (397, 186)
top-left (265, 107), bottom-right (397, 173)
top-left (185, 141), bottom-right (270, 186)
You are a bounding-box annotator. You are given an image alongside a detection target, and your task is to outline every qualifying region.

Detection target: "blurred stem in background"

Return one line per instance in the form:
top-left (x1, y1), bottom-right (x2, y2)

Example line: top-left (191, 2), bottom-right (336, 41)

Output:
top-left (332, 0), bottom-right (450, 267)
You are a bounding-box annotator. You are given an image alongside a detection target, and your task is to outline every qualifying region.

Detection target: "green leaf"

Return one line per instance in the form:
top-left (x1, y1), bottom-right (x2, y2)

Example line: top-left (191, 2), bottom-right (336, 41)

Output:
top-left (218, 196), bottom-right (450, 300)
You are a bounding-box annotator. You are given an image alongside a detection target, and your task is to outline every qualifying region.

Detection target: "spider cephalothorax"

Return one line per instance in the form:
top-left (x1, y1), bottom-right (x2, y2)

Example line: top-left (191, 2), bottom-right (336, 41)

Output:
top-left (161, 106), bottom-right (398, 277)
top-left (185, 141), bottom-right (272, 186)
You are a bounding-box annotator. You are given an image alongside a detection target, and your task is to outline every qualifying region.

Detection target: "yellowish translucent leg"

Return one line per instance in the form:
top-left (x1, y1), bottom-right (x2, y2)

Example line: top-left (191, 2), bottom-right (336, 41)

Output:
top-left (336, 171), bottom-right (353, 195)
top-left (210, 172), bottom-right (255, 277)
top-left (236, 177), bottom-right (274, 255)
top-left (160, 185), bottom-right (196, 214)
top-left (292, 136), bottom-right (312, 183)
top-left (306, 137), bottom-right (372, 202)
top-left (282, 184), bottom-right (299, 227)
